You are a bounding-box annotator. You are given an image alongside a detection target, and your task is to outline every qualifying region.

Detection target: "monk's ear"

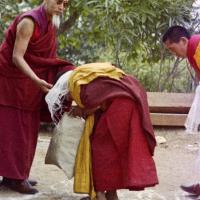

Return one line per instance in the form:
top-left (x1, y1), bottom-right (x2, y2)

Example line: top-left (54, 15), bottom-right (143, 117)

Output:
top-left (43, 0), bottom-right (48, 4)
top-left (180, 37), bottom-right (188, 45)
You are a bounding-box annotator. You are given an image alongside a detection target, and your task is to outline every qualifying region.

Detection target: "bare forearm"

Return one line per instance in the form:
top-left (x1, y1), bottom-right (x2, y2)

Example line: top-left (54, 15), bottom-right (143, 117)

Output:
top-left (12, 56), bottom-right (52, 93)
top-left (12, 18), bottom-right (53, 93)
top-left (12, 56), bottom-right (39, 83)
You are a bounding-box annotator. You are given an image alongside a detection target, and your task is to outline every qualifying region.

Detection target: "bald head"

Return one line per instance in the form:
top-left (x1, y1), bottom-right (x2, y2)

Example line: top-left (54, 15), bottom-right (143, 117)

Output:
top-left (43, 0), bottom-right (69, 28)
top-left (43, 0), bottom-right (68, 18)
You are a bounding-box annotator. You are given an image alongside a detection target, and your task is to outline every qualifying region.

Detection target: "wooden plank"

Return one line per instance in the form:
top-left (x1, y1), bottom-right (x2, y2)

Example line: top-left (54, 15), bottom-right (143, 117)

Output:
top-left (147, 92), bottom-right (194, 114)
top-left (150, 113), bottom-right (187, 126)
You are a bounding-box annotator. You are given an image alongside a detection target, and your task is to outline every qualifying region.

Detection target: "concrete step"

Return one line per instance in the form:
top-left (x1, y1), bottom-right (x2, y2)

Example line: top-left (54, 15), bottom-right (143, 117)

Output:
top-left (147, 92), bottom-right (194, 114)
top-left (150, 113), bottom-right (187, 126)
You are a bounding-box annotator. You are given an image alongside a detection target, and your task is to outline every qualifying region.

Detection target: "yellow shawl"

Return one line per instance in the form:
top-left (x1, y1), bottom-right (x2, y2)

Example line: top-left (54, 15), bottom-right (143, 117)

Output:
top-left (194, 42), bottom-right (200, 69)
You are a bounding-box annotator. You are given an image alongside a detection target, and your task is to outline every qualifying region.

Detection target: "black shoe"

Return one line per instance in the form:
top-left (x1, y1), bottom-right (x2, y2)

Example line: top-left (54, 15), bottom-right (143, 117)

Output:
top-left (12, 180), bottom-right (38, 194)
top-left (180, 184), bottom-right (200, 195)
top-left (1, 178), bottom-right (38, 194)
top-left (27, 179), bottom-right (37, 186)
top-left (1, 177), bottom-right (37, 187)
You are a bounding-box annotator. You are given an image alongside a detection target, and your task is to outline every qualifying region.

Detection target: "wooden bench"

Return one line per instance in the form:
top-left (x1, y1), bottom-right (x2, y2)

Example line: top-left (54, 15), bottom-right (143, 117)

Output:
top-left (147, 92), bottom-right (194, 126)
top-left (40, 92), bottom-right (195, 130)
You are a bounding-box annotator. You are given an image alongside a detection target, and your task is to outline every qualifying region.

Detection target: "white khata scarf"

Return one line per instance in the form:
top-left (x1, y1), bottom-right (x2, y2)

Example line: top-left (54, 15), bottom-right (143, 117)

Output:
top-left (45, 70), bottom-right (73, 123)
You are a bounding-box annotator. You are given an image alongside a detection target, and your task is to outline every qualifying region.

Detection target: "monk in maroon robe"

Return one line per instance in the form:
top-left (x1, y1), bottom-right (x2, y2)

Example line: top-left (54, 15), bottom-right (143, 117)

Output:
top-left (162, 25), bottom-right (200, 196)
top-left (162, 25), bottom-right (200, 79)
top-left (0, 0), bottom-right (75, 194)
top-left (66, 73), bottom-right (158, 200)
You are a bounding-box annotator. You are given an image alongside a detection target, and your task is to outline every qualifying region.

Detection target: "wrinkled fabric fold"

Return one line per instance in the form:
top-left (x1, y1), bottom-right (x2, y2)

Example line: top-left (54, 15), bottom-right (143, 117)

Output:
top-left (91, 97), bottom-right (158, 190)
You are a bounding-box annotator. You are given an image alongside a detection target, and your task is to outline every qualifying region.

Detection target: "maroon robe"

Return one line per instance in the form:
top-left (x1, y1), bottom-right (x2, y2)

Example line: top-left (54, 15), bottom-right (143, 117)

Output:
top-left (80, 76), bottom-right (158, 191)
top-left (0, 5), bottom-right (75, 179)
top-left (187, 35), bottom-right (200, 79)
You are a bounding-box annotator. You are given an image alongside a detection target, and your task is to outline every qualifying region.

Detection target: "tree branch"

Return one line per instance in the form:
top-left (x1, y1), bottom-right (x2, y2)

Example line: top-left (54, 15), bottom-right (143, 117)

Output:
top-left (58, 10), bottom-right (79, 35)
top-left (160, 58), bottom-right (180, 91)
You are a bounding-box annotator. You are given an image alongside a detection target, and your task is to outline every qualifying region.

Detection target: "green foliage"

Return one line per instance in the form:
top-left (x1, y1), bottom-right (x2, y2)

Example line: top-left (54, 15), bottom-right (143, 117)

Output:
top-left (59, 0), bottom-right (193, 63)
top-left (58, 0), bottom-right (196, 92)
top-left (123, 58), bottom-right (194, 92)
top-left (0, 0), bottom-right (24, 42)
top-left (0, 0), bottom-right (196, 92)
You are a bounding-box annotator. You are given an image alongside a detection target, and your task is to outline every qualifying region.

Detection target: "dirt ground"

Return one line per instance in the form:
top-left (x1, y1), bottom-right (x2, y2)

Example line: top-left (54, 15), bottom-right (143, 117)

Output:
top-left (1, 128), bottom-right (200, 200)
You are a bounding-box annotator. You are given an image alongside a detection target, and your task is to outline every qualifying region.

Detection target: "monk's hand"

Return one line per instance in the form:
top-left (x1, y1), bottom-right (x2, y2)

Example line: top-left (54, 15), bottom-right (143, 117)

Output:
top-left (35, 79), bottom-right (53, 93)
top-left (68, 106), bottom-right (85, 118)
top-left (84, 107), bottom-right (100, 116)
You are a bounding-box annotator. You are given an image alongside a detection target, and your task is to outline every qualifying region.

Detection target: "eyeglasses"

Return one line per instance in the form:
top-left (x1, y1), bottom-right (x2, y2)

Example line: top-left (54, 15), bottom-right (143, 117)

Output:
top-left (57, 0), bottom-right (68, 8)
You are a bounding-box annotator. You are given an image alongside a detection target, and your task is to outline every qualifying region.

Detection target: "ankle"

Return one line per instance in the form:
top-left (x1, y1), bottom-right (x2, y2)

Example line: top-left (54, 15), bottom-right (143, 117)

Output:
top-left (96, 191), bottom-right (107, 200)
top-left (106, 191), bottom-right (119, 200)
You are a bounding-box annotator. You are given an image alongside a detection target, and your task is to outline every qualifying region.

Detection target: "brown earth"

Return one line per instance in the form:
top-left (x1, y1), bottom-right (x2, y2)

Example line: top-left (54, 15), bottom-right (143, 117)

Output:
top-left (1, 128), bottom-right (200, 200)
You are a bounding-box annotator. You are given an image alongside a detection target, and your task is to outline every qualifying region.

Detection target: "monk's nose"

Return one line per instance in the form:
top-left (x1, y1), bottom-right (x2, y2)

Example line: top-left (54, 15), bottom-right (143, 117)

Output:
top-left (58, 3), bottom-right (65, 13)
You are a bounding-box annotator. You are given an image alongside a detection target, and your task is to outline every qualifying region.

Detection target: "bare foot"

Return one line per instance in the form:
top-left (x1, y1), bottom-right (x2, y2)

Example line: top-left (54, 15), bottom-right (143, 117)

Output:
top-left (106, 191), bottom-right (119, 200)
top-left (96, 191), bottom-right (107, 200)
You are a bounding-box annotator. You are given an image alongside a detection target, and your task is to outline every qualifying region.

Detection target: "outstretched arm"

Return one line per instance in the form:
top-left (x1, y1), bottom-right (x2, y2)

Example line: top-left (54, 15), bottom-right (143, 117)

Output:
top-left (12, 17), bottom-right (53, 93)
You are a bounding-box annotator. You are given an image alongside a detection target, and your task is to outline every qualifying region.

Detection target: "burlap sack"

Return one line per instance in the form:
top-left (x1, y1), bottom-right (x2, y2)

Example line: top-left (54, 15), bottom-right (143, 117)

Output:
top-left (45, 113), bottom-right (85, 179)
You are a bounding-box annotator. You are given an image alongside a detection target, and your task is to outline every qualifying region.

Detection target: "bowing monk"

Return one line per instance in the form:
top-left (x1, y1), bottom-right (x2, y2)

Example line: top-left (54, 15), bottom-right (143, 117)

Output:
top-left (0, 0), bottom-right (75, 194)
top-left (162, 25), bottom-right (200, 196)
top-left (47, 63), bottom-right (159, 200)
top-left (162, 25), bottom-right (200, 79)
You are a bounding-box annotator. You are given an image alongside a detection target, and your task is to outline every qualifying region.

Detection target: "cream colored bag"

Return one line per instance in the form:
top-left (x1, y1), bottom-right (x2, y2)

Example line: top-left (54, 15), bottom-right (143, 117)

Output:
top-left (45, 113), bottom-right (85, 179)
